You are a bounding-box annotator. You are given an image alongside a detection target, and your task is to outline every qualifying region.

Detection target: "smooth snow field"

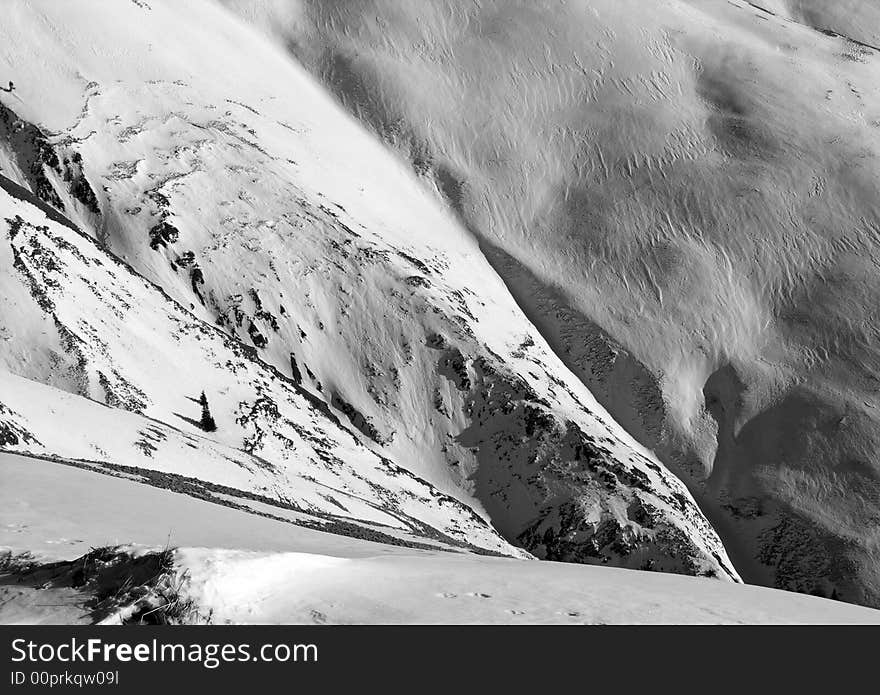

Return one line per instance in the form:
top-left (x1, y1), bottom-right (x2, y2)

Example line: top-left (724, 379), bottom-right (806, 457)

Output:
top-left (0, 453), bottom-right (408, 559)
top-left (176, 548), bottom-right (880, 624)
top-left (3, 453), bottom-right (879, 625)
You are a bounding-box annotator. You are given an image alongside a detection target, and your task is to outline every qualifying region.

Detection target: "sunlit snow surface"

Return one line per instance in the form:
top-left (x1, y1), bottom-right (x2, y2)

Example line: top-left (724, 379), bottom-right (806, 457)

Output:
top-left (3, 453), bottom-right (878, 625)
top-left (0, 0), bottom-right (740, 591)
top-left (3, 0), bottom-right (880, 619)
top-left (221, 0), bottom-right (880, 605)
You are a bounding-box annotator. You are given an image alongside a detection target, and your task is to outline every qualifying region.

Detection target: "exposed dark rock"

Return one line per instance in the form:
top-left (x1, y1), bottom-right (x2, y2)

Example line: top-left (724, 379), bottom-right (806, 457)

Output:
top-left (0, 102), bottom-right (64, 210)
top-left (63, 152), bottom-right (101, 215)
top-left (405, 275), bottom-right (430, 288)
top-left (289, 352), bottom-right (303, 385)
top-left (247, 320), bottom-right (267, 348)
top-left (331, 392), bottom-right (385, 444)
top-left (438, 346), bottom-right (471, 390)
top-left (148, 220), bottom-right (180, 250)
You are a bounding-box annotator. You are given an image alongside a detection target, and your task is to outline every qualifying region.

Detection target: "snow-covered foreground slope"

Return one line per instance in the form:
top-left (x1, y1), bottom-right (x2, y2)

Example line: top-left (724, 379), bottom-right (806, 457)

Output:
top-left (176, 548), bottom-right (880, 625)
top-left (0, 452), bottom-right (435, 560)
top-left (3, 453), bottom-right (876, 625)
top-left (224, 0), bottom-right (880, 606)
top-left (0, 0), bottom-right (739, 580)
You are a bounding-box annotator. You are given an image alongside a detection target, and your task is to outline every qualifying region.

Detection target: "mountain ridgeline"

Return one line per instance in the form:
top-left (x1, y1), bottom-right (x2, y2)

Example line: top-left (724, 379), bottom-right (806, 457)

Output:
top-left (0, 0), bottom-right (742, 598)
top-left (217, 0), bottom-right (880, 607)
top-left (5, 0), bottom-right (880, 608)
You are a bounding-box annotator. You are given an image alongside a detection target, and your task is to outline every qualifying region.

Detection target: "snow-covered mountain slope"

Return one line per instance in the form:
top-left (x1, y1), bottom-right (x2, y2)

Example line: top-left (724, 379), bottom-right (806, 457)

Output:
top-left (0, 187), bottom-right (515, 556)
top-left (0, 452), bottom-right (462, 561)
top-left (765, 0), bottom-right (880, 48)
top-left (3, 453), bottom-right (877, 625)
top-left (222, 0), bottom-right (880, 605)
top-left (0, 0), bottom-right (737, 579)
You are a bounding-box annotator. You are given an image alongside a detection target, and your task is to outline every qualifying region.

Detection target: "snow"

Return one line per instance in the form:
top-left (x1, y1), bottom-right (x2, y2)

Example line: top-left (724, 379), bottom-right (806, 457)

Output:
top-left (4, 451), bottom-right (877, 625)
top-left (0, 186), bottom-right (522, 555)
top-left (3, 0), bottom-right (878, 618)
top-left (0, 450), bottom-right (465, 625)
top-left (0, 452), bottom-right (421, 561)
top-left (0, 0), bottom-right (741, 581)
top-left (176, 547), bottom-right (880, 625)
top-left (222, 0), bottom-right (880, 605)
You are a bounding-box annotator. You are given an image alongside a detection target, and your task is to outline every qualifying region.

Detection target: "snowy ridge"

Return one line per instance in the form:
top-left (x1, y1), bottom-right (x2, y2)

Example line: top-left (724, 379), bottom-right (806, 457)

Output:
top-left (220, 0), bottom-right (880, 605)
top-left (0, 0), bottom-right (738, 581)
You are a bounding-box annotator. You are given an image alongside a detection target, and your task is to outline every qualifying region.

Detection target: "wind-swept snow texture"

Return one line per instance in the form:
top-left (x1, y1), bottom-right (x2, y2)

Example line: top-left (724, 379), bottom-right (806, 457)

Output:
top-left (221, 0), bottom-right (880, 606)
top-left (0, 0), bottom-right (738, 594)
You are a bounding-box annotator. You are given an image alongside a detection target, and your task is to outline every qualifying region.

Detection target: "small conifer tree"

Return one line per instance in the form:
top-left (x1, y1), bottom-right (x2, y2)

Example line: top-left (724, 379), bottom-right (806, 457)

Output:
top-left (199, 390), bottom-right (217, 432)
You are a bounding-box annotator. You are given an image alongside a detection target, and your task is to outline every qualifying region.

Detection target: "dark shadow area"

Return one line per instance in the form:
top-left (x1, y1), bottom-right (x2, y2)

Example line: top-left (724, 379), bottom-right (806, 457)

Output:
top-left (172, 412), bottom-right (203, 430)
